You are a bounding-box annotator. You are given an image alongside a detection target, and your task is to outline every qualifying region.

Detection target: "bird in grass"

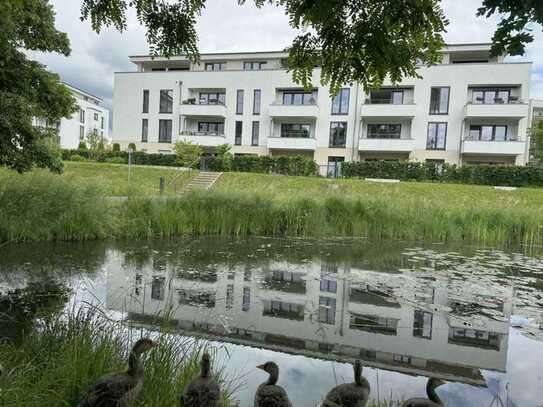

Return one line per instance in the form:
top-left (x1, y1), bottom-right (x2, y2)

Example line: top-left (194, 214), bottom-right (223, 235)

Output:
top-left (401, 377), bottom-right (446, 407)
top-left (77, 337), bottom-right (157, 407)
top-left (323, 360), bottom-right (370, 407)
top-left (254, 361), bottom-right (292, 407)
top-left (181, 352), bottom-right (221, 407)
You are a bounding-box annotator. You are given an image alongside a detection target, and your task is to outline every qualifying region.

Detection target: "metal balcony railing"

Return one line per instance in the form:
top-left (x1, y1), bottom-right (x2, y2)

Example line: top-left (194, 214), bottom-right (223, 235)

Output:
top-left (363, 133), bottom-right (403, 140)
top-left (272, 131), bottom-right (314, 139)
top-left (463, 135), bottom-right (520, 142)
top-left (180, 130), bottom-right (225, 137)
top-left (467, 97), bottom-right (525, 105)
top-left (365, 98), bottom-right (414, 105)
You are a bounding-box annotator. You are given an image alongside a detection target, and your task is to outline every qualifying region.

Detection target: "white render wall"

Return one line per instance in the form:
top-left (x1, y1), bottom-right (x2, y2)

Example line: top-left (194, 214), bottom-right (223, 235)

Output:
top-left (113, 48), bottom-right (532, 166)
top-left (59, 85), bottom-right (110, 149)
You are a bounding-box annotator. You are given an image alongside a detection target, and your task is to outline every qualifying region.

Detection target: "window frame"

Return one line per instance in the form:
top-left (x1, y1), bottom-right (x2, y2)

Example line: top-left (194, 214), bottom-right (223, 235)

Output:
top-left (79, 108), bottom-right (85, 124)
top-left (158, 119), bottom-right (172, 143)
top-left (471, 88), bottom-right (512, 105)
top-left (198, 121), bottom-right (225, 135)
top-left (205, 62), bottom-right (225, 71)
top-left (329, 122), bottom-right (347, 148)
top-left (331, 88), bottom-right (350, 115)
top-left (199, 92), bottom-right (225, 105)
top-left (243, 61), bottom-right (266, 70)
top-left (253, 89), bottom-right (261, 115)
top-left (282, 91), bottom-right (315, 106)
top-left (142, 89), bottom-right (149, 113)
top-left (235, 121), bottom-right (243, 145)
top-left (426, 122), bottom-right (448, 150)
top-left (367, 124), bottom-right (402, 139)
top-left (429, 87), bottom-right (450, 115)
top-left (159, 89), bottom-right (173, 114)
top-left (468, 125), bottom-right (509, 141)
top-left (141, 118), bottom-right (148, 142)
top-left (280, 123), bottom-right (311, 138)
top-left (251, 121), bottom-right (259, 146)
top-left (236, 89), bottom-right (244, 114)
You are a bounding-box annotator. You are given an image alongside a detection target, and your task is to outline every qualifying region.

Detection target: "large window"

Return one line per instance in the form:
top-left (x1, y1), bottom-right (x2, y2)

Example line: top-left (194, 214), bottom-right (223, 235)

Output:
top-left (413, 310), bottom-right (433, 339)
top-left (253, 89), bottom-right (261, 114)
top-left (469, 125), bottom-right (508, 141)
top-left (101, 117), bottom-right (104, 129)
top-left (282, 92), bottom-right (315, 105)
top-left (79, 108), bottom-right (85, 123)
top-left (235, 121), bottom-right (242, 145)
top-left (369, 89), bottom-right (405, 104)
top-left (79, 125), bottom-right (85, 140)
top-left (244, 61), bottom-right (266, 70)
top-left (331, 88), bottom-right (350, 114)
top-left (429, 87), bottom-right (450, 115)
top-left (472, 88), bottom-right (512, 104)
top-left (367, 124), bottom-right (401, 139)
top-left (158, 119), bottom-right (172, 143)
top-left (426, 122), bottom-right (447, 150)
top-left (151, 277), bottom-right (165, 301)
top-left (329, 122), bottom-right (347, 148)
top-left (251, 121), bottom-right (259, 146)
top-left (281, 123), bottom-right (311, 138)
top-left (327, 156), bottom-right (344, 178)
top-left (141, 119), bottom-right (148, 142)
top-left (142, 89), bottom-right (149, 113)
top-left (236, 90), bottom-right (244, 114)
top-left (199, 92), bottom-right (225, 105)
top-left (319, 297), bottom-right (336, 325)
top-left (198, 121), bottom-right (224, 135)
top-left (93, 113), bottom-right (99, 121)
top-left (205, 62), bottom-right (225, 71)
top-left (159, 89), bottom-right (173, 113)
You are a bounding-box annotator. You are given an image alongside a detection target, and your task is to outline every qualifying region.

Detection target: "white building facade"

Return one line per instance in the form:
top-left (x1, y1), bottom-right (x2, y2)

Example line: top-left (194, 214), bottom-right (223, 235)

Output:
top-left (112, 44), bottom-right (532, 169)
top-left (35, 83), bottom-right (110, 149)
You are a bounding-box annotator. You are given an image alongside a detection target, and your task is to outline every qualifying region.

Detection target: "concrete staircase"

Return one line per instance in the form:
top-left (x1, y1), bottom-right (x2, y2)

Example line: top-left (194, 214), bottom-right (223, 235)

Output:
top-left (182, 171), bottom-right (223, 192)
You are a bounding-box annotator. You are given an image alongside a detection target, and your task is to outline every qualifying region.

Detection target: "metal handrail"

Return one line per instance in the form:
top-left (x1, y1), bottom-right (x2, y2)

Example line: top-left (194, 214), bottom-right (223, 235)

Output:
top-left (169, 156), bottom-right (202, 194)
top-left (269, 133), bottom-right (315, 139)
top-left (364, 98), bottom-right (415, 105)
top-left (463, 136), bottom-right (521, 142)
top-left (466, 99), bottom-right (526, 105)
top-left (180, 130), bottom-right (225, 137)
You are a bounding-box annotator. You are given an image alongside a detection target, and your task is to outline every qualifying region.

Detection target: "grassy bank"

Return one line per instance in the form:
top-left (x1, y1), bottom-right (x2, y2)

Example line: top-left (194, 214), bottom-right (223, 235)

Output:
top-left (1, 164), bottom-right (543, 247)
top-left (0, 309), bottom-right (237, 406)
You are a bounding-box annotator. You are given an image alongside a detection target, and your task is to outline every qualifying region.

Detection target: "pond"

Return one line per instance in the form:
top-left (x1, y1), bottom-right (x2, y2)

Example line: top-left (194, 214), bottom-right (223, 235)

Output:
top-left (1, 238), bottom-right (542, 406)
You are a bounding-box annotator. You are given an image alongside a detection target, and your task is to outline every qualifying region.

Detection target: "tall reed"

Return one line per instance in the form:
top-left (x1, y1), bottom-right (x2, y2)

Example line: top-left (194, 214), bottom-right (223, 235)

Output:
top-left (0, 308), bottom-right (238, 406)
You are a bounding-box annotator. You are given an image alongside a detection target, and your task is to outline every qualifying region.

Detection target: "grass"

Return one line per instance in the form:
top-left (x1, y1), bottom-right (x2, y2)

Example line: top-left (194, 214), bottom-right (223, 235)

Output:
top-left (1, 162), bottom-right (543, 247)
top-left (0, 308), bottom-right (238, 406)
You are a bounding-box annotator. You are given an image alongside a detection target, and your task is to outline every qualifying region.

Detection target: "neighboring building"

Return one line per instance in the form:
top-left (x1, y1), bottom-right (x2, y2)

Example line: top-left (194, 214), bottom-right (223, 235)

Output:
top-left (34, 82), bottom-right (110, 149)
top-left (113, 43), bottom-right (532, 171)
top-left (530, 99), bottom-right (543, 126)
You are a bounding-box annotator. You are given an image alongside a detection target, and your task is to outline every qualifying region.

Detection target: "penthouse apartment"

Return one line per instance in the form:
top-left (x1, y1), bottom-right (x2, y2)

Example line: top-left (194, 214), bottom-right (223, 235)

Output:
top-left (113, 43), bottom-right (532, 169)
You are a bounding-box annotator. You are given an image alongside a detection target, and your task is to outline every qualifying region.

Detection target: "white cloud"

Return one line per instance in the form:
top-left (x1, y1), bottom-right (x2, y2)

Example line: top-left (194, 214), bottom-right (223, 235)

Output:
top-left (30, 0), bottom-right (543, 114)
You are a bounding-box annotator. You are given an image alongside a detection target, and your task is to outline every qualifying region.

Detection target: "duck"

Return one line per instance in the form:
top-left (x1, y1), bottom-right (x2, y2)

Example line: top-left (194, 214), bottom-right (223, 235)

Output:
top-left (254, 361), bottom-right (292, 407)
top-left (77, 337), bottom-right (157, 407)
top-left (324, 360), bottom-right (370, 407)
top-left (182, 352), bottom-right (221, 407)
top-left (401, 377), bottom-right (446, 407)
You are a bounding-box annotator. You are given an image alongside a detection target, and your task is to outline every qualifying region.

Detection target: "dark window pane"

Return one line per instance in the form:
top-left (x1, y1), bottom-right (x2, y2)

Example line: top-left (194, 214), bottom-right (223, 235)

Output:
top-left (329, 122), bottom-right (347, 148)
top-left (332, 88), bottom-right (349, 114)
top-left (481, 126), bottom-right (493, 141)
top-left (142, 90), bottom-right (149, 113)
top-left (141, 119), bottom-right (148, 142)
top-left (430, 87), bottom-right (449, 114)
top-left (158, 119), bottom-right (172, 143)
top-left (159, 89), bottom-right (173, 113)
top-left (235, 121), bottom-right (242, 145)
top-left (426, 122), bottom-right (447, 149)
top-left (367, 124), bottom-right (401, 139)
top-left (236, 90), bottom-right (244, 114)
top-left (252, 121), bottom-right (259, 146)
top-left (253, 90), bottom-right (261, 114)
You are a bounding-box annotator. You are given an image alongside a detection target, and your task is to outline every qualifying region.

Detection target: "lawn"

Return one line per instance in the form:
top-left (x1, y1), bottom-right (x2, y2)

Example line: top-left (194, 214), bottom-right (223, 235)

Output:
top-left (0, 161), bottom-right (195, 197)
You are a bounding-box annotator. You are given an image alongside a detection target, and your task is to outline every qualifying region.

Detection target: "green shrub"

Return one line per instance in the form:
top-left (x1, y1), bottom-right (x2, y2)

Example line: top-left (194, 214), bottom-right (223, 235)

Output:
top-left (342, 160), bottom-right (543, 187)
top-left (112, 143), bottom-right (120, 152)
top-left (204, 155), bottom-right (318, 176)
top-left (78, 141), bottom-right (87, 150)
top-left (105, 156), bottom-right (126, 164)
top-left (128, 143), bottom-right (136, 151)
top-left (174, 140), bottom-right (203, 167)
top-left (70, 154), bottom-right (87, 162)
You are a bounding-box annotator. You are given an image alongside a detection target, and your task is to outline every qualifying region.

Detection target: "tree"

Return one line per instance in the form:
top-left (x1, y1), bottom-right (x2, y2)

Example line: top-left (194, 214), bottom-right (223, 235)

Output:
top-left (216, 143), bottom-right (233, 170)
top-left (529, 122), bottom-right (543, 163)
top-left (80, 0), bottom-right (541, 94)
top-left (477, 1), bottom-right (543, 57)
top-left (174, 140), bottom-right (203, 167)
top-left (1, 0), bottom-right (76, 173)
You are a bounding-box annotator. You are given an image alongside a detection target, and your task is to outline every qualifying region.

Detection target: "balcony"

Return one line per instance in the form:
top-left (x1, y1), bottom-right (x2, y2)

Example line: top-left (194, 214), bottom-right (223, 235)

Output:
top-left (461, 138), bottom-right (526, 156)
top-left (268, 135), bottom-right (316, 151)
top-left (464, 102), bottom-right (528, 119)
top-left (180, 103), bottom-right (227, 118)
top-left (268, 103), bottom-right (319, 118)
top-left (358, 137), bottom-right (415, 152)
top-left (361, 100), bottom-right (416, 118)
top-left (178, 130), bottom-right (226, 146)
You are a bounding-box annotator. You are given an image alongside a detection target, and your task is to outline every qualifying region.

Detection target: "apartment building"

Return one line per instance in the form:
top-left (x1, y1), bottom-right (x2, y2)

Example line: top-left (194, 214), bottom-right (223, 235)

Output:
top-left (35, 82), bottom-right (110, 149)
top-left (112, 44), bottom-right (532, 170)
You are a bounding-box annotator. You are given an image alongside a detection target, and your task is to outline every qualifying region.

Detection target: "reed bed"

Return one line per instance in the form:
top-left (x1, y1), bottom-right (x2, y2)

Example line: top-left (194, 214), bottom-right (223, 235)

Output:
top-left (0, 308), bottom-right (238, 406)
top-left (1, 171), bottom-right (542, 247)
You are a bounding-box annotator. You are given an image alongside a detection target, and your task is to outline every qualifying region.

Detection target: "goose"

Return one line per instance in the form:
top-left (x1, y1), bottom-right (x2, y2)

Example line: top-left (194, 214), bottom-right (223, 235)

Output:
top-left (182, 352), bottom-right (221, 407)
top-left (401, 377), bottom-right (446, 407)
top-left (77, 337), bottom-right (157, 406)
top-left (324, 360), bottom-right (370, 407)
top-left (254, 361), bottom-right (292, 407)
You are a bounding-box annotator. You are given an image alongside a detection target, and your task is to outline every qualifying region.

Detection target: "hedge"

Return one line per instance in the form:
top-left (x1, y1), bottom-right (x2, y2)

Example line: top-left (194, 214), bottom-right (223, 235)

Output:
top-left (342, 161), bottom-right (543, 187)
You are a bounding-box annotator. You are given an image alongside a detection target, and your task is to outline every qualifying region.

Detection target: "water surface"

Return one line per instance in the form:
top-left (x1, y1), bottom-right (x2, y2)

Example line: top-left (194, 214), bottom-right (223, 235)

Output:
top-left (1, 238), bottom-right (542, 406)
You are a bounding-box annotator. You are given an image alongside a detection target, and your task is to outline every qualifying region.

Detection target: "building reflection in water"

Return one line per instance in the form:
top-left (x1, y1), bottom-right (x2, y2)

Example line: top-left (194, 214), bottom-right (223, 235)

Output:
top-left (106, 249), bottom-right (511, 387)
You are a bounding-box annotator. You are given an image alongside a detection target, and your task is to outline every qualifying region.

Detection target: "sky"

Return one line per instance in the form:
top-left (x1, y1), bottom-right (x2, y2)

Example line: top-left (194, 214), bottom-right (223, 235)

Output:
top-left (30, 0), bottom-right (543, 116)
